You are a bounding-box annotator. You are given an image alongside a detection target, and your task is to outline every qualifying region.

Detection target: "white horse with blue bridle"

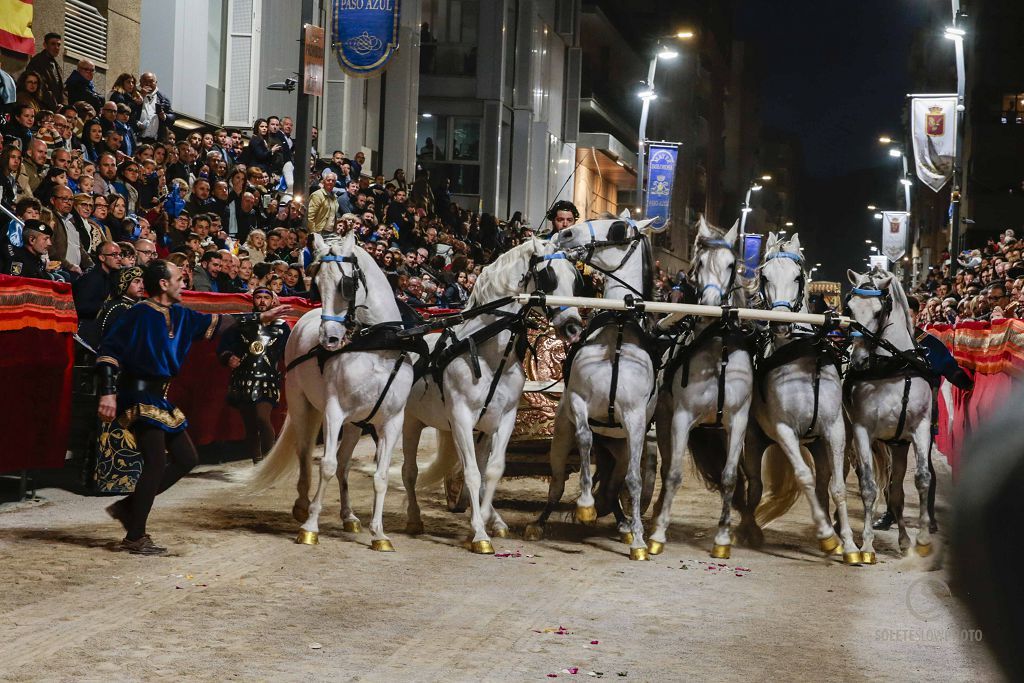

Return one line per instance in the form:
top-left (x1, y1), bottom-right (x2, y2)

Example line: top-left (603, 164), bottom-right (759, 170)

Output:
top-left (401, 238), bottom-right (583, 553)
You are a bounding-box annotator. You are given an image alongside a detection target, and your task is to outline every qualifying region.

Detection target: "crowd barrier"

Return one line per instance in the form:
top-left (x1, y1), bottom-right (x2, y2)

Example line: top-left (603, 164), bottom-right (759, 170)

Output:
top-left (0, 275), bottom-right (78, 475)
top-left (927, 319), bottom-right (1024, 476)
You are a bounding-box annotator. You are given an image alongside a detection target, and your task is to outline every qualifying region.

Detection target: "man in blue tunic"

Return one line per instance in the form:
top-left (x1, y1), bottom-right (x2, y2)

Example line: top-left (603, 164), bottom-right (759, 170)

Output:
top-left (96, 259), bottom-right (288, 555)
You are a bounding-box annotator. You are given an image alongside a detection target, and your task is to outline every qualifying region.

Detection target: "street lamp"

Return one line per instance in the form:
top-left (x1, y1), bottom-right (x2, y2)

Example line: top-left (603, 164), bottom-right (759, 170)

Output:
top-left (878, 136), bottom-right (892, 144)
top-left (738, 178), bottom-right (767, 259)
top-left (944, 6), bottom-right (967, 276)
top-left (888, 148), bottom-right (902, 158)
top-left (785, 221), bottom-right (794, 227)
top-left (873, 213), bottom-right (883, 219)
top-left (867, 204), bottom-right (877, 210)
top-left (637, 31), bottom-right (695, 218)
top-left (760, 174), bottom-right (773, 181)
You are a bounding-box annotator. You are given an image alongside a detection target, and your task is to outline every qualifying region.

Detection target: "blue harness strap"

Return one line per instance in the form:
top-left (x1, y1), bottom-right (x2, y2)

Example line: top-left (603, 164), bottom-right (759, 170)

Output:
top-left (851, 287), bottom-right (884, 297)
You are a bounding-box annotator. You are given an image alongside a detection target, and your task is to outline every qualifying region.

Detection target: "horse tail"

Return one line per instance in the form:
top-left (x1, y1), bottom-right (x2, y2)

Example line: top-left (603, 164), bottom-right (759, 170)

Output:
top-left (416, 429), bottom-right (459, 491)
top-left (755, 444), bottom-right (813, 527)
top-left (689, 426), bottom-right (728, 492)
top-left (239, 414), bottom-right (301, 492)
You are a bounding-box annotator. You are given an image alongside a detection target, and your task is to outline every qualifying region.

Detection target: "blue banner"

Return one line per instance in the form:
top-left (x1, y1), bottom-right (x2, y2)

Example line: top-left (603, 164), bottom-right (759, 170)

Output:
top-left (332, 0), bottom-right (401, 77)
top-left (644, 143), bottom-right (679, 228)
top-left (742, 234), bottom-right (763, 279)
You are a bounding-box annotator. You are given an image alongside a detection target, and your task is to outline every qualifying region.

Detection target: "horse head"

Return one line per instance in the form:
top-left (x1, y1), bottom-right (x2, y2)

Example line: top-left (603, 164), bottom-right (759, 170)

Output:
top-left (760, 232), bottom-right (806, 336)
top-left (552, 211), bottom-right (658, 270)
top-left (309, 230), bottom-right (360, 351)
top-left (845, 267), bottom-right (896, 336)
top-left (528, 237), bottom-right (585, 344)
top-left (690, 216), bottom-right (738, 306)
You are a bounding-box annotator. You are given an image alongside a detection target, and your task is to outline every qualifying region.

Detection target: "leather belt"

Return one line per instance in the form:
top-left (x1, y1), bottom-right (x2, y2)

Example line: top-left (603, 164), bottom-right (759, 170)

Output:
top-left (119, 376), bottom-right (170, 395)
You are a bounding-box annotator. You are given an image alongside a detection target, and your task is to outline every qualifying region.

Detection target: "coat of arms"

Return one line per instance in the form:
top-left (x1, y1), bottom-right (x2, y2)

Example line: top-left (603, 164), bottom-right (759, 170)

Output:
top-left (889, 218), bottom-right (902, 234)
top-left (926, 105), bottom-right (945, 137)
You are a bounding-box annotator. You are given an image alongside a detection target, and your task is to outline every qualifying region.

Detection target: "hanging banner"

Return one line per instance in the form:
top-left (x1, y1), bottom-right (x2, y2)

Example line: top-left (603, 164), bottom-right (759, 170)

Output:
top-left (910, 96), bottom-right (957, 192)
top-left (881, 210), bottom-right (909, 262)
top-left (332, 0), bottom-right (402, 78)
top-left (644, 142), bottom-right (680, 229)
top-left (302, 24), bottom-right (325, 96)
top-left (742, 233), bottom-right (763, 280)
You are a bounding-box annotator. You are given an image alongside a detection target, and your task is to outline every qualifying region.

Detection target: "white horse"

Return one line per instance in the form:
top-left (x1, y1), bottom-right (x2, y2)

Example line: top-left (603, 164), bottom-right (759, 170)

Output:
top-left (525, 214), bottom-right (660, 560)
top-left (247, 230), bottom-right (415, 550)
top-left (736, 233), bottom-right (857, 561)
top-left (401, 238), bottom-right (583, 553)
top-left (650, 217), bottom-right (754, 559)
top-left (845, 268), bottom-right (934, 561)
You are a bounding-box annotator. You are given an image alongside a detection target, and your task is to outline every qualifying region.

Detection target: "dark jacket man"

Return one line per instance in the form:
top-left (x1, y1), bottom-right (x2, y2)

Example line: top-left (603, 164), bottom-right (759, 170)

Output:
top-left (25, 35), bottom-right (65, 111)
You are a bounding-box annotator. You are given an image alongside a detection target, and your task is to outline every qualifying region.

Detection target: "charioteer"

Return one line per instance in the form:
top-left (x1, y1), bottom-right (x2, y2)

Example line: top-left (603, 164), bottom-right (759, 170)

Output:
top-left (218, 286), bottom-right (290, 464)
top-left (96, 260), bottom-right (288, 555)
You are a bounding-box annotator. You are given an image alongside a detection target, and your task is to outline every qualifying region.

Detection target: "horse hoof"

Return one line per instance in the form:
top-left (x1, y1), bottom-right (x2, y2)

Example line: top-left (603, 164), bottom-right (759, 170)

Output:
top-left (843, 551), bottom-right (864, 565)
top-left (819, 535), bottom-right (842, 555)
top-left (915, 542), bottom-right (932, 558)
top-left (629, 547), bottom-right (649, 561)
top-left (860, 551), bottom-right (877, 565)
top-left (343, 520), bottom-right (362, 534)
top-left (647, 540), bottom-right (664, 555)
top-left (295, 530), bottom-right (319, 545)
top-left (524, 524), bottom-right (544, 541)
top-left (576, 505), bottom-right (598, 524)
top-left (471, 540), bottom-right (494, 555)
top-left (620, 532), bottom-right (634, 545)
top-left (491, 527), bottom-right (509, 539)
top-left (405, 521), bottom-right (425, 536)
top-left (371, 539), bottom-right (395, 552)
top-left (711, 544), bottom-right (731, 559)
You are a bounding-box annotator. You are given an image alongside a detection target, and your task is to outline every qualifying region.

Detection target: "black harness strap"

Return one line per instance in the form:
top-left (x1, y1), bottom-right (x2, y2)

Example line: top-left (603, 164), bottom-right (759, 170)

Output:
top-left (353, 350), bottom-right (408, 439)
top-left (807, 353), bottom-right (824, 437)
top-left (588, 318), bottom-right (625, 429)
top-left (476, 324), bottom-right (523, 427)
top-left (893, 373), bottom-right (913, 443)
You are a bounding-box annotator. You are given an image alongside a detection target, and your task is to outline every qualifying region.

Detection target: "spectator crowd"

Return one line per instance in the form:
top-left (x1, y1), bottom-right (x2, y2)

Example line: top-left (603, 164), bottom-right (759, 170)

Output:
top-left (0, 32), bottom-right (568, 330)
top-left (911, 230), bottom-right (1024, 326)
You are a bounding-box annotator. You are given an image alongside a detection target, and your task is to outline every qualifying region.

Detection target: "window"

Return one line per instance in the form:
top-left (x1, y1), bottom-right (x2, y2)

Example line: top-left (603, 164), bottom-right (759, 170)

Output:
top-left (64, 0), bottom-right (108, 67)
top-left (417, 115), bottom-right (482, 194)
top-left (420, 0), bottom-right (479, 76)
top-left (1000, 93), bottom-right (1024, 124)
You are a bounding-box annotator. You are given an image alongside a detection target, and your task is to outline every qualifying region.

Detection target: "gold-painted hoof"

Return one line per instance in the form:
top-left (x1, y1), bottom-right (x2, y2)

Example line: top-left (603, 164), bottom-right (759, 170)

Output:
top-left (711, 544), bottom-right (731, 559)
top-left (371, 539), bottom-right (395, 552)
top-left (523, 524), bottom-right (544, 541)
top-left (471, 540), bottom-right (495, 555)
top-left (629, 547), bottom-right (649, 561)
top-left (647, 540), bottom-right (664, 556)
top-left (915, 542), bottom-right (932, 558)
top-left (295, 530), bottom-right (319, 545)
top-left (576, 505), bottom-right (598, 523)
top-left (620, 532), bottom-right (634, 545)
top-left (492, 527), bottom-right (509, 538)
top-left (860, 551), bottom-right (877, 565)
top-left (819, 535), bottom-right (841, 555)
top-left (343, 520), bottom-right (362, 533)
top-left (843, 551), bottom-right (863, 565)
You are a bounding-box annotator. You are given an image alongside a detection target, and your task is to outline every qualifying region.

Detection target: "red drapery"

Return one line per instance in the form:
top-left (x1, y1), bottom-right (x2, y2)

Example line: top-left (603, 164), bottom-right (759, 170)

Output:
top-left (928, 320), bottom-right (1024, 477)
top-left (0, 275), bottom-right (77, 474)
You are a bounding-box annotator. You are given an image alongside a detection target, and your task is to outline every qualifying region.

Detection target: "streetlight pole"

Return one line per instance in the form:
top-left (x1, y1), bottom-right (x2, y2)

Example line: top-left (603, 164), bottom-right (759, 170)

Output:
top-left (293, 0), bottom-right (316, 202)
top-left (946, 5), bottom-right (967, 278)
top-left (636, 55), bottom-right (658, 216)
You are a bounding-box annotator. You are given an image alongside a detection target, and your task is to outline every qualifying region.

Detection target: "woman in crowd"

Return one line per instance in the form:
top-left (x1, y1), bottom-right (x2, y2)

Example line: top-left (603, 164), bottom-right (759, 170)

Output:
top-left (108, 73), bottom-right (143, 116)
top-left (242, 119), bottom-right (275, 172)
top-left (111, 161), bottom-right (141, 214)
top-left (443, 270), bottom-right (470, 309)
top-left (104, 193), bottom-right (129, 241)
top-left (0, 145), bottom-right (21, 210)
top-left (34, 166), bottom-right (68, 206)
top-left (81, 120), bottom-right (105, 164)
top-left (14, 71), bottom-right (44, 113)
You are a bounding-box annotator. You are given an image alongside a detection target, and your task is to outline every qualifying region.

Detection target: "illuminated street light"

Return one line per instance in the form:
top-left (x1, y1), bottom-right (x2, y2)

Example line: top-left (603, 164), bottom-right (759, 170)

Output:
top-left (900, 178), bottom-right (913, 187)
top-left (867, 204), bottom-right (877, 210)
top-left (944, 26), bottom-right (966, 40)
top-left (878, 136), bottom-right (892, 144)
top-left (760, 174), bottom-right (773, 181)
top-left (675, 30), bottom-right (695, 39)
top-left (874, 212), bottom-right (883, 219)
top-left (750, 183), bottom-right (763, 192)
top-left (785, 221), bottom-right (794, 227)
top-left (421, 112), bottom-right (433, 118)
top-left (889, 148), bottom-right (902, 158)
top-left (658, 45), bottom-right (680, 60)
top-left (870, 246), bottom-right (879, 253)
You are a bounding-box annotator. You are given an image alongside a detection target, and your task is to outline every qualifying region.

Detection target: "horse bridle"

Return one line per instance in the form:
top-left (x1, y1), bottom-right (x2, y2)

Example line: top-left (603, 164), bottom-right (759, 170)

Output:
top-left (691, 238), bottom-right (738, 302)
top-left (318, 253), bottom-right (365, 325)
top-left (561, 220), bottom-right (647, 298)
top-left (759, 250), bottom-right (805, 311)
top-left (844, 284), bottom-right (894, 349)
top-left (526, 252), bottom-right (568, 294)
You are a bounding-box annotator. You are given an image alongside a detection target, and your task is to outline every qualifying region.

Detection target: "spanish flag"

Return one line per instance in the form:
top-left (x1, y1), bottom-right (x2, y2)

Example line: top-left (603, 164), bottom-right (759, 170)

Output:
top-left (0, 0), bottom-right (34, 55)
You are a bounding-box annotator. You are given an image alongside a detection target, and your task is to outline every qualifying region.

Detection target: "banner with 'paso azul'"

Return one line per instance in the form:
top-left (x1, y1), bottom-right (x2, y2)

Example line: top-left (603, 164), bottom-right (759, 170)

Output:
top-left (644, 143), bottom-right (679, 229)
top-left (332, 0), bottom-right (402, 78)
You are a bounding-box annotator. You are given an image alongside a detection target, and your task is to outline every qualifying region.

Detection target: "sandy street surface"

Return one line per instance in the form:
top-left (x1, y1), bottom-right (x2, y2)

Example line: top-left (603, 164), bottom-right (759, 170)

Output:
top-left (0, 432), bottom-right (998, 682)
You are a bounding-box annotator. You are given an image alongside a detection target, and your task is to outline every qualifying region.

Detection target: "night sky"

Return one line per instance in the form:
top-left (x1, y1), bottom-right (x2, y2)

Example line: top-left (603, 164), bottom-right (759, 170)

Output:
top-left (735, 1), bottom-right (937, 178)
top-left (734, 1), bottom-right (942, 278)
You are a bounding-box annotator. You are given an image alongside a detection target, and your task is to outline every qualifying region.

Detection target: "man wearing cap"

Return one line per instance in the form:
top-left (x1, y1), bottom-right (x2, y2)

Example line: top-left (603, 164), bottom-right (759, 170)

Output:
top-left (2, 219), bottom-right (60, 280)
top-left (217, 286), bottom-right (290, 464)
top-left (97, 259), bottom-right (288, 554)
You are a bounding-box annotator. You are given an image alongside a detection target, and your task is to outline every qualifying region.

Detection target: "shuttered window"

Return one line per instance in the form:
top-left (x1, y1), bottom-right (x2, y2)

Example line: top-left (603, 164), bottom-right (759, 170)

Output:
top-left (63, 0), bottom-right (108, 67)
top-left (224, 0), bottom-right (260, 127)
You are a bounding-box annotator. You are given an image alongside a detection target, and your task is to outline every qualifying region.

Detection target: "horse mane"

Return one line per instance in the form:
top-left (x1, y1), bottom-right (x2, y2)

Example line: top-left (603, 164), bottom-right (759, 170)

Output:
top-left (882, 270), bottom-right (916, 338)
top-left (466, 239), bottom-right (538, 308)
